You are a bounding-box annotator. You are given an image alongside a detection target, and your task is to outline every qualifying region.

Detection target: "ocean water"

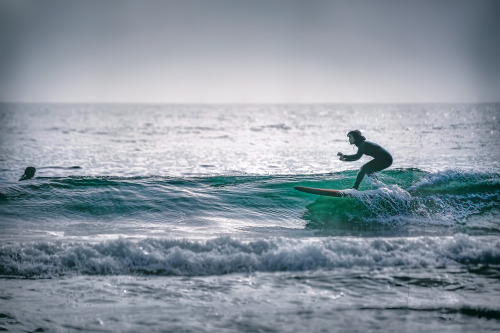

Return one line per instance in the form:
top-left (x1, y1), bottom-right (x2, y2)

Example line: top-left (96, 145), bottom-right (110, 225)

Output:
top-left (0, 103), bottom-right (499, 332)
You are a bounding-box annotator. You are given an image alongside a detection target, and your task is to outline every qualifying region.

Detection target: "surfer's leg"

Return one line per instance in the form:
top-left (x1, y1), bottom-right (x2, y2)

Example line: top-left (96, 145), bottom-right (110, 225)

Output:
top-left (353, 159), bottom-right (388, 189)
top-left (352, 170), bottom-right (365, 189)
top-left (353, 163), bottom-right (372, 189)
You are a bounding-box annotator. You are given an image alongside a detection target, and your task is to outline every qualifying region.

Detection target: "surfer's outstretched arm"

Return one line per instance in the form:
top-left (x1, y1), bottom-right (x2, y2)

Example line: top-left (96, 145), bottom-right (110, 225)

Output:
top-left (341, 150), bottom-right (363, 161)
top-left (339, 146), bottom-right (363, 161)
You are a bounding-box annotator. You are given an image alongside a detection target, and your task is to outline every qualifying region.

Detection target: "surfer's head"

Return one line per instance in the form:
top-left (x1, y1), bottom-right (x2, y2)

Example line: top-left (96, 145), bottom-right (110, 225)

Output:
top-left (19, 167), bottom-right (36, 181)
top-left (347, 130), bottom-right (366, 146)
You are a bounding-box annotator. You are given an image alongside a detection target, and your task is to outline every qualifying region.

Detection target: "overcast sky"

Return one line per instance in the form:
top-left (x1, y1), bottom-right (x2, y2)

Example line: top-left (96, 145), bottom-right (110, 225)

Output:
top-left (1, 0), bottom-right (499, 103)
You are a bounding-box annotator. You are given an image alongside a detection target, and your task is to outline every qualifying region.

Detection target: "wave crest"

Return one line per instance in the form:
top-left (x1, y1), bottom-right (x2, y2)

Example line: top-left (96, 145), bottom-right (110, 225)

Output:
top-left (1, 235), bottom-right (498, 278)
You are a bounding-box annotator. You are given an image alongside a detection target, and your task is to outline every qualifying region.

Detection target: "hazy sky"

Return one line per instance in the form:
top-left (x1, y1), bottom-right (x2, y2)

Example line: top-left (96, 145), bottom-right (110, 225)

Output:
top-left (1, 0), bottom-right (499, 103)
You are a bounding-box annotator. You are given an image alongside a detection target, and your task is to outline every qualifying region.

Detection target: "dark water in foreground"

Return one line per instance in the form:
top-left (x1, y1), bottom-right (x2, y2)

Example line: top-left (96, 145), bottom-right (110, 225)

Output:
top-left (0, 104), bottom-right (499, 332)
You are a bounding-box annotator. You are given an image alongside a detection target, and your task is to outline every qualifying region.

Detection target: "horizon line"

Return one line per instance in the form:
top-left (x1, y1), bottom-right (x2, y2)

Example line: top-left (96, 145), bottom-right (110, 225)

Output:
top-left (1, 101), bottom-right (499, 106)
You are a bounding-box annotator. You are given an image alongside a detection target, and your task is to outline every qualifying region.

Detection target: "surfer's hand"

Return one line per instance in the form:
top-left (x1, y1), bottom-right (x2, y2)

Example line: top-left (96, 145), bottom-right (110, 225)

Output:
top-left (337, 152), bottom-right (343, 157)
top-left (339, 156), bottom-right (345, 161)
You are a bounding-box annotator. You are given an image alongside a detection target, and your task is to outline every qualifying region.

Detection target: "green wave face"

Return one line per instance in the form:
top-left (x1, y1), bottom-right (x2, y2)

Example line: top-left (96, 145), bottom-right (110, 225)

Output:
top-left (1, 169), bottom-right (499, 237)
top-left (291, 169), bottom-right (500, 235)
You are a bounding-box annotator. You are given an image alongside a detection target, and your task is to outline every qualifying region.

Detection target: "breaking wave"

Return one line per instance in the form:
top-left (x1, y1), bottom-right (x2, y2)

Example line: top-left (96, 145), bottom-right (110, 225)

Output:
top-left (1, 234), bottom-right (499, 278)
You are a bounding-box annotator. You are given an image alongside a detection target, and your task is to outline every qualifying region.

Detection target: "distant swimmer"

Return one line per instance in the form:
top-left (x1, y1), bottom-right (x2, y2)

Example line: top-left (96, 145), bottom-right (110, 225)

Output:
top-left (19, 167), bottom-right (36, 181)
top-left (337, 130), bottom-right (392, 190)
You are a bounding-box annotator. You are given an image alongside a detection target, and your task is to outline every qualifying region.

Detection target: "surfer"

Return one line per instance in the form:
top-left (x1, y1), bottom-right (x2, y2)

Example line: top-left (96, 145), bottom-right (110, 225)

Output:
top-left (19, 167), bottom-right (36, 181)
top-left (337, 130), bottom-right (392, 190)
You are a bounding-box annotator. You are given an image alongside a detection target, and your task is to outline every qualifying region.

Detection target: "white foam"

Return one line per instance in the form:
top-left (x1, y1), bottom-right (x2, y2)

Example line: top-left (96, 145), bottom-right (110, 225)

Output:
top-left (1, 235), bottom-right (498, 278)
top-left (408, 169), bottom-right (496, 192)
top-left (344, 172), bottom-right (499, 225)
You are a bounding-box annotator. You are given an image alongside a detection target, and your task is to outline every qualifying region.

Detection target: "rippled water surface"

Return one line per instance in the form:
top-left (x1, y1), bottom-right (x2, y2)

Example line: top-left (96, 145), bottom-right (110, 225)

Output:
top-left (0, 104), bottom-right (499, 332)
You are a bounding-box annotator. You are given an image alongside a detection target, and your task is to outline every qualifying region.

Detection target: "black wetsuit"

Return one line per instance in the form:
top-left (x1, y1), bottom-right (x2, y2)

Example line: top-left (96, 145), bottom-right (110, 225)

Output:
top-left (343, 140), bottom-right (393, 189)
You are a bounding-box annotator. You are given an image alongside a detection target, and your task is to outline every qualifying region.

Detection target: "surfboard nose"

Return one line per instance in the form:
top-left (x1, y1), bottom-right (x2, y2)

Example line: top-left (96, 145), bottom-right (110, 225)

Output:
top-left (294, 186), bottom-right (347, 197)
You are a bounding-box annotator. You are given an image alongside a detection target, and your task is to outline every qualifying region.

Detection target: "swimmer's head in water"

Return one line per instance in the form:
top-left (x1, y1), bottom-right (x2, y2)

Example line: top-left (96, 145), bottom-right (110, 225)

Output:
top-left (19, 167), bottom-right (36, 181)
top-left (347, 130), bottom-right (366, 145)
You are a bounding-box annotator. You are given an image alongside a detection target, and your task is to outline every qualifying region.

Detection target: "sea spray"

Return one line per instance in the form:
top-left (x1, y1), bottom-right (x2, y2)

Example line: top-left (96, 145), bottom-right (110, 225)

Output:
top-left (2, 235), bottom-right (499, 278)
